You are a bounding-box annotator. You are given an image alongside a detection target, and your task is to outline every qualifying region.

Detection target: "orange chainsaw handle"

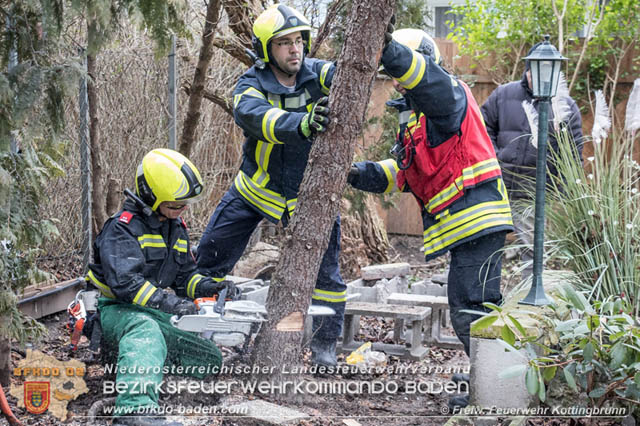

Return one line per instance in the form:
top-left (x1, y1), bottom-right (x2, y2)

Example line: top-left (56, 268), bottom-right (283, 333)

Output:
top-left (193, 297), bottom-right (217, 309)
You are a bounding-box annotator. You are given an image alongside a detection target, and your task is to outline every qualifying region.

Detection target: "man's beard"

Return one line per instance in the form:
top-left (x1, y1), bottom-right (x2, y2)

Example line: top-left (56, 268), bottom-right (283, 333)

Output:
top-left (276, 55), bottom-right (302, 76)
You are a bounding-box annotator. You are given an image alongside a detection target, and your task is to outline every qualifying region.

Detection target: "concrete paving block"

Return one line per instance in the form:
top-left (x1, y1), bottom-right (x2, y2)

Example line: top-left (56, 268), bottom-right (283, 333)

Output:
top-left (409, 281), bottom-right (428, 295)
top-left (346, 278), bottom-right (377, 302)
top-left (470, 337), bottom-right (534, 409)
top-left (361, 262), bottom-right (411, 280)
top-left (374, 278), bottom-right (396, 303)
top-left (424, 283), bottom-right (447, 297)
top-left (221, 399), bottom-right (309, 425)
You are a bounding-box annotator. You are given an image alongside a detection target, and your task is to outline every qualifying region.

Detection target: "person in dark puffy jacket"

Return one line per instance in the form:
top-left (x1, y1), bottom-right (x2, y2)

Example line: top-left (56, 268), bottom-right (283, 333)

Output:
top-left (480, 45), bottom-right (583, 278)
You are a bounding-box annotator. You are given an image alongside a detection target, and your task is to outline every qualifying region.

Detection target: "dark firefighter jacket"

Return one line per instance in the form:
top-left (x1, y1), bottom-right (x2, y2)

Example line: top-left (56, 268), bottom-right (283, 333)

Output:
top-left (231, 57), bottom-right (335, 222)
top-left (350, 39), bottom-right (513, 260)
top-left (86, 200), bottom-right (221, 307)
top-left (481, 72), bottom-right (583, 200)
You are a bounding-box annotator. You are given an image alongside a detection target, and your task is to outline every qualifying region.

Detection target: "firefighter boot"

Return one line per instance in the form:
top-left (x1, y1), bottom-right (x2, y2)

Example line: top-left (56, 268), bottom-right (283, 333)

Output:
top-left (311, 337), bottom-right (337, 367)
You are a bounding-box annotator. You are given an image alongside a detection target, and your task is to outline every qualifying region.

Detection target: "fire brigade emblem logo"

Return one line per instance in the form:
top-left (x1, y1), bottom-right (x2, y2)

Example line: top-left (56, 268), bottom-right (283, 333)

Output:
top-left (24, 382), bottom-right (50, 414)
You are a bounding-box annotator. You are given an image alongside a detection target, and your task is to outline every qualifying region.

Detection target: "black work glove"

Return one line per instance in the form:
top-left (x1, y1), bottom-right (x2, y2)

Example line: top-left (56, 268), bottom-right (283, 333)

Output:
top-left (196, 279), bottom-right (241, 300)
top-left (300, 97), bottom-right (330, 138)
top-left (347, 164), bottom-right (359, 185)
top-left (384, 15), bottom-right (396, 48)
top-left (159, 293), bottom-right (197, 317)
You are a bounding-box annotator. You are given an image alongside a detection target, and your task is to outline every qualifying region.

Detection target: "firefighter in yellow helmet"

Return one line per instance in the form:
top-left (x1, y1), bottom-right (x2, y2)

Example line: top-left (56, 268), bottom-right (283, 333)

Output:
top-left (348, 26), bottom-right (514, 410)
top-left (87, 149), bottom-right (233, 426)
top-left (198, 4), bottom-right (345, 368)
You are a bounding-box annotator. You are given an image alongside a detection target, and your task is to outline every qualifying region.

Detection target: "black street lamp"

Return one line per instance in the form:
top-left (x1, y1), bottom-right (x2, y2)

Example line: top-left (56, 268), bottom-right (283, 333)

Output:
top-left (519, 35), bottom-right (567, 306)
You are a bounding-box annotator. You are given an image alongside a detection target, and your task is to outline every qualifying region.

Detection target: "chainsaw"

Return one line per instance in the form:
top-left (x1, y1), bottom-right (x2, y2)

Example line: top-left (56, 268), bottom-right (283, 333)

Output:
top-left (170, 287), bottom-right (335, 348)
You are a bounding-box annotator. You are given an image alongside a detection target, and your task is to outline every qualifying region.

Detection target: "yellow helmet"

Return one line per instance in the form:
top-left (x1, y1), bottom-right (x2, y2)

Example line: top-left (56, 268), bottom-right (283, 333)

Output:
top-left (380, 28), bottom-right (442, 73)
top-left (135, 148), bottom-right (204, 211)
top-left (252, 4), bottom-right (312, 63)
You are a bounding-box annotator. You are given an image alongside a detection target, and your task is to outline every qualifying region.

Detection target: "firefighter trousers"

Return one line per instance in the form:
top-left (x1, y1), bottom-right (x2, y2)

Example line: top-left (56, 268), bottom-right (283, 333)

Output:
top-left (197, 188), bottom-right (346, 342)
top-left (99, 299), bottom-right (222, 415)
top-left (447, 231), bottom-right (507, 356)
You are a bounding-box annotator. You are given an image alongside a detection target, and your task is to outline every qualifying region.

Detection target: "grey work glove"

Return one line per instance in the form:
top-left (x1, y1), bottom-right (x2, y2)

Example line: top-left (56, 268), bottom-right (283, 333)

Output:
top-left (159, 293), bottom-right (197, 317)
top-left (384, 15), bottom-right (396, 48)
top-left (300, 97), bottom-right (330, 138)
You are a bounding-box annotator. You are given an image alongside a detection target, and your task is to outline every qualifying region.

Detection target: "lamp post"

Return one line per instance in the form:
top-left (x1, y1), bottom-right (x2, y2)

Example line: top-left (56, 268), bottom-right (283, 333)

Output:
top-left (519, 35), bottom-right (567, 306)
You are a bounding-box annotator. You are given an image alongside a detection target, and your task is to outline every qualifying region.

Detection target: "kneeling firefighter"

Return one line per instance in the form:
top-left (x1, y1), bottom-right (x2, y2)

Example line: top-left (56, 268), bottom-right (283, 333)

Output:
top-left (86, 149), bottom-right (234, 426)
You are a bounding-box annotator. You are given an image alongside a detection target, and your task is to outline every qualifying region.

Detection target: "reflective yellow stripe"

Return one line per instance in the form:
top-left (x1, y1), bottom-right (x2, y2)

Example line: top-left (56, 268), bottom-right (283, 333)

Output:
top-left (378, 159), bottom-right (399, 193)
top-left (132, 281), bottom-right (158, 306)
top-left (234, 87), bottom-right (266, 108)
top-left (312, 288), bottom-right (347, 303)
top-left (423, 213), bottom-right (513, 256)
top-left (187, 274), bottom-right (204, 299)
top-left (424, 203), bottom-right (512, 244)
top-left (284, 90), bottom-right (311, 109)
top-left (87, 270), bottom-right (115, 299)
top-left (234, 172), bottom-right (286, 220)
top-left (138, 234), bottom-right (165, 249)
top-left (262, 108), bottom-right (286, 144)
top-left (286, 198), bottom-right (297, 214)
top-left (253, 140), bottom-right (274, 186)
top-left (212, 276), bottom-right (226, 282)
top-left (426, 159), bottom-right (502, 213)
top-left (319, 63), bottom-right (331, 95)
top-left (397, 50), bottom-right (426, 90)
top-left (173, 239), bottom-right (188, 253)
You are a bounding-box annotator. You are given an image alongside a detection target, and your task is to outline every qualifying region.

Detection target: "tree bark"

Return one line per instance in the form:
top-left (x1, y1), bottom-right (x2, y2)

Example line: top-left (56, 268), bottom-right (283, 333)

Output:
top-left (179, 0), bottom-right (222, 157)
top-left (87, 51), bottom-right (108, 238)
top-left (0, 313), bottom-right (10, 387)
top-left (251, 0), bottom-right (395, 387)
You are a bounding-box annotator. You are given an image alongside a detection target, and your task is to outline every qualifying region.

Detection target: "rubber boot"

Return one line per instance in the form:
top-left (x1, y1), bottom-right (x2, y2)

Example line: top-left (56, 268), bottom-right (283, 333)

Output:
top-left (451, 373), bottom-right (470, 384)
top-left (310, 338), bottom-right (337, 367)
top-left (113, 415), bottom-right (183, 426)
top-left (448, 393), bottom-right (470, 411)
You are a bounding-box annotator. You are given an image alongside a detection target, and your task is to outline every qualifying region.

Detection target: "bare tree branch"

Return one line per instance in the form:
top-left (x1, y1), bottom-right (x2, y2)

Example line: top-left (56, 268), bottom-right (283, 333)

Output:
top-left (309, 0), bottom-right (347, 58)
top-left (213, 36), bottom-right (253, 67)
top-left (179, 0), bottom-right (223, 157)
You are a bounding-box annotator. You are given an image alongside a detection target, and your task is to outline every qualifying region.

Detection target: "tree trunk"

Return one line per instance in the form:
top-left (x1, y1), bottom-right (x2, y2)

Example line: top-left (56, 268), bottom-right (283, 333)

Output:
top-left (179, 0), bottom-right (222, 157)
top-left (87, 51), bottom-right (107, 238)
top-left (340, 197), bottom-right (389, 278)
top-left (0, 312), bottom-right (10, 387)
top-left (251, 0), bottom-right (395, 388)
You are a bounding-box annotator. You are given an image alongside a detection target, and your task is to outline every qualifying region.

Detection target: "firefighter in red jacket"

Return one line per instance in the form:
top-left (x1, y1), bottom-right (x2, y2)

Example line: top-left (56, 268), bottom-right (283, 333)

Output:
top-left (348, 28), bottom-right (514, 407)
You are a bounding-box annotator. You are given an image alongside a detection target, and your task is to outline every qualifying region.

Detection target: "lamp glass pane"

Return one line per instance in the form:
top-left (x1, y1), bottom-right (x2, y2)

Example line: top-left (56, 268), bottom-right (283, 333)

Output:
top-left (539, 61), bottom-right (553, 97)
top-left (549, 61), bottom-right (561, 97)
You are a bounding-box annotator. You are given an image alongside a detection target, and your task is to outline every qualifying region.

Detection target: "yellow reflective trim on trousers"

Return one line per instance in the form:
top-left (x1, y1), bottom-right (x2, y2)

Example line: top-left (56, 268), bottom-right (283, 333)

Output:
top-left (138, 234), bottom-right (165, 249)
top-left (262, 108), bottom-right (286, 144)
top-left (378, 159), bottom-right (399, 193)
top-left (252, 140), bottom-right (274, 186)
top-left (187, 274), bottom-right (204, 299)
top-left (424, 203), bottom-right (512, 244)
top-left (286, 198), bottom-right (297, 215)
top-left (312, 288), bottom-right (347, 303)
top-left (397, 51), bottom-right (426, 90)
top-left (234, 173), bottom-right (285, 220)
top-left (132, 281), bottom-right (158, 306)
top-left (426, 159), bottom-right (502, 213)
top-left (173, 239), bottom-right (188, 253)
top-left (423, 213), bottom-right (513, 256)
top-left (87, 270), bottom-right (115, 299)
top-left (319, 63), bottom-right (331, 95)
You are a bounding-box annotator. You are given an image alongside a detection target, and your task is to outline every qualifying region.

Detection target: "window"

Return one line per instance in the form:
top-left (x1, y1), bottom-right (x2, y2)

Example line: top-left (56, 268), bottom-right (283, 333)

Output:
top-left (435, 7), bottom-right (463, 38)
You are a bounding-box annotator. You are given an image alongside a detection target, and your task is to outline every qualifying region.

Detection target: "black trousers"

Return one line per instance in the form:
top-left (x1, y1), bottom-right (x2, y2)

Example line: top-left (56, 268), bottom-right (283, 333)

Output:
top-left (447, 231), bottom-right (507, 356)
